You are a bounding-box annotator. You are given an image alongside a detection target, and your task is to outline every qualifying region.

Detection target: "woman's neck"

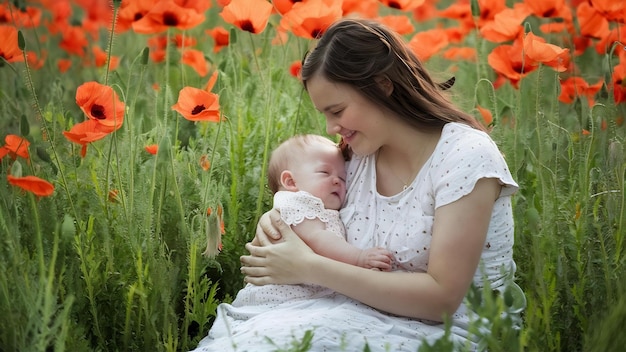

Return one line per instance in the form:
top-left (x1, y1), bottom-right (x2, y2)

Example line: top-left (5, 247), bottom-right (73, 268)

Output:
top-left (375, 127), bottom-right (442, 196)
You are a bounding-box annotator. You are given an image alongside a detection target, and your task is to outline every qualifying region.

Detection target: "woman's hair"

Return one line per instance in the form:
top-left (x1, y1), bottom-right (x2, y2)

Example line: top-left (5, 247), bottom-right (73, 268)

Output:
top-left (300, 18), bottom-right (485, 132)
top-left (267, 134), bottom-right (339, 194)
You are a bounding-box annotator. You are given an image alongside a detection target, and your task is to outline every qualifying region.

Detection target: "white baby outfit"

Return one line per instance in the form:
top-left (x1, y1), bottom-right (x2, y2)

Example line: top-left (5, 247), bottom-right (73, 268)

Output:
top-left (230, 191), bottom-right (344, 307)
top-left (192, 122), bottom-right (521, 352)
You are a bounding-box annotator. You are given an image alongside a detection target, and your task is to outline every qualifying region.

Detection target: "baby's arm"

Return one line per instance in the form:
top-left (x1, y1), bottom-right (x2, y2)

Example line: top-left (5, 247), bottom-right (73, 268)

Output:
top-left (292, 219), bottom-right (394, 271)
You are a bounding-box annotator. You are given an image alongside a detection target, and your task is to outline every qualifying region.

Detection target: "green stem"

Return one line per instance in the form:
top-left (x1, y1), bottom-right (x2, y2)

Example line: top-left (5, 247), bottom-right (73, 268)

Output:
top-left (19, 31), bottom-right (80, 228)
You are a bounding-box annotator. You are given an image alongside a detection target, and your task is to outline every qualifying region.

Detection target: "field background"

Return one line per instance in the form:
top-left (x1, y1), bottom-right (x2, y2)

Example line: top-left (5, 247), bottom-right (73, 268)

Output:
top-left (0, 0), bottom-right (625, 351)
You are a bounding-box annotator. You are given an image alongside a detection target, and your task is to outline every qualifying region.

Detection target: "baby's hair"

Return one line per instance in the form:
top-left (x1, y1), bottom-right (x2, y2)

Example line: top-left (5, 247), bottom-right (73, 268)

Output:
top-left (267, 134), bottom-right (338, 194)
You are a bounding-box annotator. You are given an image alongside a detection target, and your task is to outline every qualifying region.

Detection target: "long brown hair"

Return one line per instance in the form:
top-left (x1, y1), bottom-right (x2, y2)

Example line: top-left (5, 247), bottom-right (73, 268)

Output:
top-left (300, 18), bottom-right (485, 132)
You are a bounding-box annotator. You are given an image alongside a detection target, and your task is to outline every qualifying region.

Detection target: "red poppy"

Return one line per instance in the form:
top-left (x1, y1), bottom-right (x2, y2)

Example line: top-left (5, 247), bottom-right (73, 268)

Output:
top-left (479, 5), bottom-right (530, 43)
top-left (577, 2), bottom-right (610, 40)
top-left (74, 0), bottom-right (115, 39)
top-left (63, 120), bottom-right (117, 157)
top-left (43, 1), bottom-right (72, 35)
top-left (174, 0), bottom-right (212, 15)
top-left (523, 32), bottom-right (570, 72)
top-left (571, 35), bottom-right (592, 56)
top-left (132, 0), bottom-right (205, 34)
top-left (487, 39), bottom-right (537, 88)
top-left (25, 50), bottom-right (46, 70)
top-left (342, 0), bottom-right (379, 18)
top-left (57, 58), bottom-right (72, 73)
top-left (442, 46), bottom-right (477, 61)
top-left (220, 0), bottom-right (273, 34)
top-left (182, 48), bottom-right (209, 76)
top-left (437, 1), bottom-right (473, 31)
top-left (205, 26), bottom-right (230, 52)
top-left (376, 15), bottom-right (415, 35)
top-left (289, 60), bottom-right (302, 79)
top-left (280, 0), bottom-right (342, 39)
top-left (558, 77), bottom-right (603, 106)
top-left (2, 3), bottom-right (42, 28)
top-left (145, 144), bottom-right (159, 155)
top-left (0, 135), bottom-right (30, 160)
top-left (538, 22), bottom-right (571, 35)
top-left (173, 34), bottom-right (198, 48)
top-left (92, 46), bottom-right (120, 70)
top-left (7, 175), bottom-right (54, 197)
top-left (172, 87), bottom-right (221, 122)
top-left (272, 0), bottom-right (300, 15)
top-left (147, 35), bottom-right (168, 63)
top-left (59, 25), bottom-right (89, 57)
top-left (413, 0), bottom-right (438, 22)
top-left (611, 61), bottom-right (626, 104)
top-left (408, 28), bottom-right (450, 62)
top-left (116, 0), bottom-right (154, 33)
top-left (523, 0), bottom-right (569, 19)
top-left (76, 81), bottom-right (126, 129)
top-left (0, 25), bottom-right (24, 63)
top-left (379, 0), bottom-right (425, 11)
top-left (595, 25), bottom-right (626, 55)
top-left (588, 0), bottom-right (626, 23)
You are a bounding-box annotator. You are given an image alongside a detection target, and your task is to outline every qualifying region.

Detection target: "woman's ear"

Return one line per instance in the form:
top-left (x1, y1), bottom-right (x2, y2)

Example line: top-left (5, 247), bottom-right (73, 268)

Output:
top-left (376, 76), bottom-right (393, 96)
top-left (280, 170), bottom-right (298, 191)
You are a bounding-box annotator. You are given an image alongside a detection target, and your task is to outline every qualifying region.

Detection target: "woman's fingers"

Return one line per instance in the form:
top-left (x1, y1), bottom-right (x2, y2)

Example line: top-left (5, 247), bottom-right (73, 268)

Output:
top-left (244, 242), bottom-right (266, 258)
top-left (254, 209), bottom-right (284, 246)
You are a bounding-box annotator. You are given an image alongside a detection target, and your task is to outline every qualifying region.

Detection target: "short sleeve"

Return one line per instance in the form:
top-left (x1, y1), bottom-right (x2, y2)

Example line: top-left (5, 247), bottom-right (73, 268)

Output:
top-left (432, 124), bottom-right (518, 208)
top-left (274, 191), bottom-right (339, 227)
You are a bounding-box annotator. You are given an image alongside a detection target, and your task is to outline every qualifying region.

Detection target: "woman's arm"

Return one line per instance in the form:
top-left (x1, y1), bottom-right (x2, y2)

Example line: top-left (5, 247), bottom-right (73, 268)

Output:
top-left (242, 178), bottom-right (500, 321)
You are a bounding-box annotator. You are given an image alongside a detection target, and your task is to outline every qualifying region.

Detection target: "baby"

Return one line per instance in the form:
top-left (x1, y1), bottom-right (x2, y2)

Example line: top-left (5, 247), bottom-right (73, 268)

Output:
top-left (232, 134), bottom-right (393, 306)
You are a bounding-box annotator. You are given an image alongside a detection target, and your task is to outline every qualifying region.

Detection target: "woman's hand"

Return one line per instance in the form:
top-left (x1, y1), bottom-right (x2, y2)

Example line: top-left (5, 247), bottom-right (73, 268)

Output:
top-left (241, 211), bottom-right (317, 286)
top-left (251, 209), bottom-right (283, 246)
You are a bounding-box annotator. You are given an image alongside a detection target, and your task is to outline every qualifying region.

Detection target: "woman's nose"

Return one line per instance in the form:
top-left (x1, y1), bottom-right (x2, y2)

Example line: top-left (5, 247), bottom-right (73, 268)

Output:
top-left (326, 119), bottom-right (341, 135)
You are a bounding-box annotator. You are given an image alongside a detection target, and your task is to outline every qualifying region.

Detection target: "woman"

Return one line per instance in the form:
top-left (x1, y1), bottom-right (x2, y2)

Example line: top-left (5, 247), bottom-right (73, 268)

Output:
top-left (192, 18), bottom-right (522, 352)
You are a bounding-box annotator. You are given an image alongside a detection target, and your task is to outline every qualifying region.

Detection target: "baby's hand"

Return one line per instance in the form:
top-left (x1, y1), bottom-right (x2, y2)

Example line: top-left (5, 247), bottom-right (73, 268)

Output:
top-left (357, 247), bottom-right (395, 271)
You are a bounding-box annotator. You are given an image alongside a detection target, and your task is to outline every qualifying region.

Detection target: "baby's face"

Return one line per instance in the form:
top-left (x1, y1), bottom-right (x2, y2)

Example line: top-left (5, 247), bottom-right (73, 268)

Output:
top-left (290, 142), bottom-right (347, 210)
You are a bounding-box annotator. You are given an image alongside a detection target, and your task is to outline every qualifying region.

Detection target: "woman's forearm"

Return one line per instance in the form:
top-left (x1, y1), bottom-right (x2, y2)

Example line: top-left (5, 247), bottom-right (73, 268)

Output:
top-left (302, 254), bottom-right (462, 321)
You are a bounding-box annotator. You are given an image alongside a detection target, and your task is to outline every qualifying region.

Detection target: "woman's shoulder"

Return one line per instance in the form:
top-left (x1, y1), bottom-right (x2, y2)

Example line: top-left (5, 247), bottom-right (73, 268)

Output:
top-left (441, 122), bottom-right (493, 145)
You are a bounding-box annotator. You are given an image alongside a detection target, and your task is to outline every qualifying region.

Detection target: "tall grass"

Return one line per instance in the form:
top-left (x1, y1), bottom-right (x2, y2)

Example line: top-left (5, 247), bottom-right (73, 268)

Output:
top-left (0, 1), bottom-right (624, 351)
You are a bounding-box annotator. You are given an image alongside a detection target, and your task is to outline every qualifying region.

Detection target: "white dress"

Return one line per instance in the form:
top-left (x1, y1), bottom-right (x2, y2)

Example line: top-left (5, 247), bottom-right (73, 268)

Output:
top-left (191, 123), bottom-right (521, 352)
top-left (230, 191), bottom-right (344, 306)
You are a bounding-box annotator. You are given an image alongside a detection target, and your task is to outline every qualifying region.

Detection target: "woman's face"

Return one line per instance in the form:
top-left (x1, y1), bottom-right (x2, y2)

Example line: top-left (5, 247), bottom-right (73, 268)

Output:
top-left (306, 74), bottom-right (390, 156)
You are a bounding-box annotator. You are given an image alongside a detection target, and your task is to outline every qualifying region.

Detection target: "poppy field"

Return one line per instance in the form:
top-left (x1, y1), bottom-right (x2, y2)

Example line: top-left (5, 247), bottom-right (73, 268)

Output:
top-left (1, 0), bottom-right (625, 351)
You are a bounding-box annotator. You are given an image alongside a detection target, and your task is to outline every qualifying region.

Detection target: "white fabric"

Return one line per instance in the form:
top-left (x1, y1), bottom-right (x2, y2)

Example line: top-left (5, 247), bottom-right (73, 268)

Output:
top-left (229, 191), bottom-right (342, 307)
top-left (191, 123), bottom-right (520, 352)
top-left (274, 190), bottom-right (346, 238)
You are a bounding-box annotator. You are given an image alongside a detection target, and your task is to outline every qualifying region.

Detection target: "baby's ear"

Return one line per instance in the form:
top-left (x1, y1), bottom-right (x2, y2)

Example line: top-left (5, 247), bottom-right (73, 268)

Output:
top-left (280, 170), bottom-right (298, 191)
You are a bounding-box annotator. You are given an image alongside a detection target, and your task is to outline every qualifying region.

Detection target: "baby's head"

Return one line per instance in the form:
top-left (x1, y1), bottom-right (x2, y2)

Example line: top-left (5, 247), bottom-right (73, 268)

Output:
top-left (268, 134), bottom-right (347, 210)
